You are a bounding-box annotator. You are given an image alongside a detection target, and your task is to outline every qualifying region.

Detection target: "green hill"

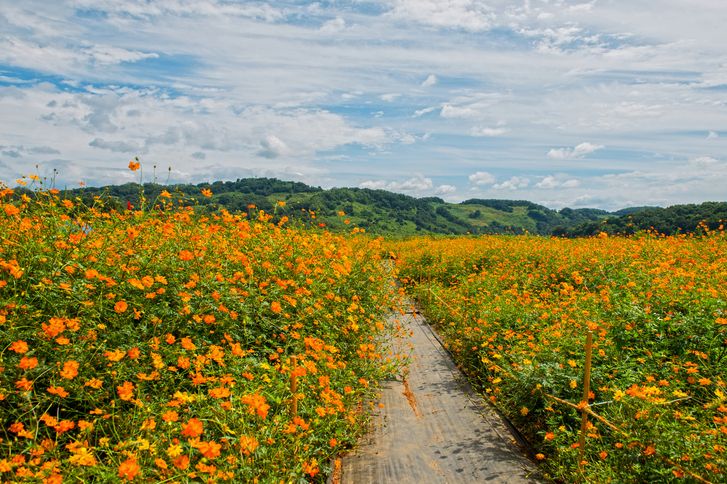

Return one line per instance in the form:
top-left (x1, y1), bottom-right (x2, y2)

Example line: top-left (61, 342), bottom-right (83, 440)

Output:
top-left (39, 177), bottom-right (726, 236)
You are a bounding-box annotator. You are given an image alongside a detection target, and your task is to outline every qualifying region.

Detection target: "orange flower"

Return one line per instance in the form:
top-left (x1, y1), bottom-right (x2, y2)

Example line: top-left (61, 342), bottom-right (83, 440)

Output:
top-left (15, 378), bottom-right (33, 391)
top-left (114, 301), bottom-right (128, 313)
top-left (201, 188), bottom-right (213, 198)
top-left (162, 411), bottom-right (179, 422)
top-left (104, 349), bottom-right (125, 362)
top-left (118, 456), bottom-right (140, 481)
top-left (172, 454), bottom-right (189, 470)
top-left (302, 459), bottom-right (319, 477)
top-left (9, 340), bottom-right (29, 354)
top-left (240, 394), bottom-right (269, 419)
top-left (85, 378), bottom-right (103, 389)
top-left (19, 356), bottom-right (38, 370)
top-left (3, 204), bottom-right (20, 217)
top-left (239, 435), bottom-right (258, 456)
top-left (180, 337), bottom-right (196, 351)
top-left (128, 160), bottom-right (141, 171)
top-left (194, 440), bottom-right (221, 459)
top-left (209, 387), bottom-right (231, 399)
top-left (117, 381), bottom-right (135, 401)
top-left (270, 301), bottom-right (282, 314)
top-left (47, 386), bottom-right (69, 398)
top-left (60, 360), bottom-right (80, 380)
top-left (181, 417), bottom-right (204, 438)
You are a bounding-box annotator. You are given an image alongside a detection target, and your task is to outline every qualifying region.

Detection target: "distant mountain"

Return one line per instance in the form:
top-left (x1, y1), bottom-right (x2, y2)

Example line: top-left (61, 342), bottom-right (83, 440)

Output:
top-left (43, 177), bottom-right (726, 236)
top-left (555, 202), bottom-right (727, 236)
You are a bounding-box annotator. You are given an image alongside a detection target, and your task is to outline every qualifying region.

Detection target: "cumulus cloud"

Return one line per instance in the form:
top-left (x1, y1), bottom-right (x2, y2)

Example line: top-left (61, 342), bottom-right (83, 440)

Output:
top-left (440, 104), bottom-right (478, 119)
top-left (536, 175), bottom-right (581, 189)
top-left (688, 156), bottom-right (722, 168)
top-left (421, 74), bottom-right (437, 87)
top-left (387, 0), bottom-right (495, 32)
top-left (0, 37), bottom-right (158, 74)
top-left (257, 135), bottom-right (289, 159)
top-left (380, 93), bottom-right (401, 102)
top-left (413, 106), bottom-right (437, 118)
top-left (547, 142), bottom-right (604, 160)
top-left (70, 0), bottom-right (284, 22)
top-left (493, 176), bottom-right (529, 190)
top-left (468, 171), bottom-right (496, 186)
top-left (89, 138), bottom-right (145, 153)
top-left (359, 174), bottom-right (433, 192)
top-left (470, 126), bottom-right (508, 137)
top-left (28, 145), bottom-right (61, 155)
top-left (320, 17), bottom-right (346, 34)
top-left (435, 184), bottom-right (456, 195)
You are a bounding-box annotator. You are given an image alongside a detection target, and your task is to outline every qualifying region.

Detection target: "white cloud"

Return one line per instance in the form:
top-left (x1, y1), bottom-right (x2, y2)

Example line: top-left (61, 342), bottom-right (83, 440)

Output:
top-left (468, 171), bottom-right (496, 186)
top-left (493, 176), bottom-right (529, 190)
top-left (435, 184), bottom-right (456, 195)
top-left (1, 0), bottom-right (727, 210)
top-left (359, 174), bottom-right (433, 192)
top-left (547, 142), bottom-right (604, 160)
top-left (470, 126), bottom-right (508, 137)
top-left (70, 0), bottom-right (284, 22)
top-left (257, 135), bottom-right (289, 159)
top-left (413, 106), bottom-right (437, 118)
top-left (89, 137), bottom-right (145, 153)
top-left (440, 104), bottom-right (478, 119)
top-left (387, 0), bottom-right (495, 32)
top-left (0, 36), bottom-right (158, 74)
top-left (688, 156), bottom-right (721, 168)
top-left (421, 74), bottom-right (437, 87)
top-left (320, 17), bottom-right (346, 34)
top-left (380, 93), bottom-right (401, 102)
top-left (535, 175), bottom-right (581, 189)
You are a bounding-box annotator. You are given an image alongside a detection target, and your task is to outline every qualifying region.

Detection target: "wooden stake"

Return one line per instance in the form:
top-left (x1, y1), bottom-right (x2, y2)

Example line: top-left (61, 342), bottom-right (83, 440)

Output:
top-left (290, 356), bottom-right (298, 417)
top-left (578, 331), bottom-right (594, 466)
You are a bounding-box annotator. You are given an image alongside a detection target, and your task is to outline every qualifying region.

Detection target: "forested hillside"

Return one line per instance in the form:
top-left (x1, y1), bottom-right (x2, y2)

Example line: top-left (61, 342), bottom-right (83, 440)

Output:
top-left (37, 178), bottom-right (727, 236)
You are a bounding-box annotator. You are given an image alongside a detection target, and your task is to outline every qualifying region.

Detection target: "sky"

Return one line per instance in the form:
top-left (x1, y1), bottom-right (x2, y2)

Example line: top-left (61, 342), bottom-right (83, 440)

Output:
top-left (0, 0), bottom-right (726, 210)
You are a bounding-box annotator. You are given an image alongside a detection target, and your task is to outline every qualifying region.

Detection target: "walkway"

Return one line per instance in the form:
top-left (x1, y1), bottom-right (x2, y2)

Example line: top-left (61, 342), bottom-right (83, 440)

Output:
top-left (340, 303), bottom-right (541, 483)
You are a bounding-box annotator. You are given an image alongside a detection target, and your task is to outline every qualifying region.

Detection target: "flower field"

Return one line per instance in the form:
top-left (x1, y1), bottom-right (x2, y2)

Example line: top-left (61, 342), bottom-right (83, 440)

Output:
top-left (0, 180), bottom-right (399, 482)
top-left (390, 233), bottom-right (727, 482)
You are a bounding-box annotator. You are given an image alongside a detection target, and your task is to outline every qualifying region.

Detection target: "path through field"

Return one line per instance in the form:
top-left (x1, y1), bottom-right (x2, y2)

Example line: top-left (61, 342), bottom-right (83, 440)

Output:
top-left (340, 302), bottom-right (541, 483)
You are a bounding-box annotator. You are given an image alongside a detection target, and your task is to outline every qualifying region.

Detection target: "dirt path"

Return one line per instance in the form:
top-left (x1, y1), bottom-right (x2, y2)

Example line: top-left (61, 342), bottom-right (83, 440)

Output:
top-left (340, 303), bottom-right (541, 483)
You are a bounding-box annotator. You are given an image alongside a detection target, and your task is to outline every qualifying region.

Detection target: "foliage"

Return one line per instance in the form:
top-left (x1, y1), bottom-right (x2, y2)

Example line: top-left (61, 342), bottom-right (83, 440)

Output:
top-left (556, 202), bottom-right (727, 237)
top-left (390, 233), bottom-right (727, 482)
top-left (29, 176), bottom-right (725, 237)
top-left (0, 176), bottom-right (400, 482)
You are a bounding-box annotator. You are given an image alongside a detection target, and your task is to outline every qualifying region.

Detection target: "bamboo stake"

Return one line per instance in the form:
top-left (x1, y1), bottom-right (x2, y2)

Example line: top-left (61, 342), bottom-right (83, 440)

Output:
top-left (578, 331), bottom-right (594, 466)
top-left (290, 356), bottom-right (298, 417)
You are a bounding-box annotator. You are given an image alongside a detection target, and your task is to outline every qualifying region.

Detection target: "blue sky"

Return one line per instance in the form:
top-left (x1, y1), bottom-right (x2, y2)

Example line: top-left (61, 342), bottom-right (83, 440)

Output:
top-left (0, 0), bottom-right (725, 210)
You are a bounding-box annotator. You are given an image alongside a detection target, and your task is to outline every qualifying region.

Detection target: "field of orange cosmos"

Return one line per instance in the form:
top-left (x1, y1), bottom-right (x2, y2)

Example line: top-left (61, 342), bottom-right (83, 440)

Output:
top-left (390, 232), bottom-right (727, 483)
top-left (0, 175), bottom-right (399, 482)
